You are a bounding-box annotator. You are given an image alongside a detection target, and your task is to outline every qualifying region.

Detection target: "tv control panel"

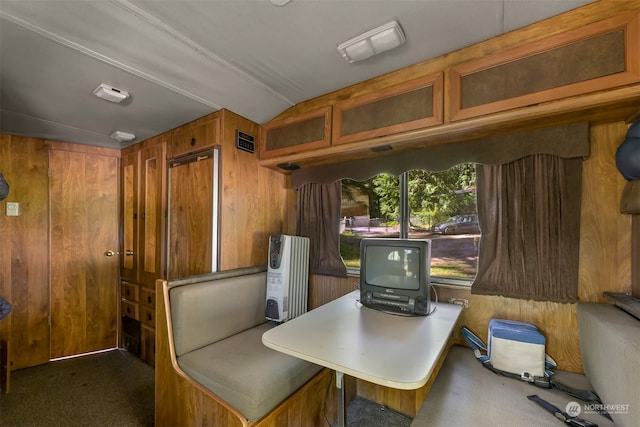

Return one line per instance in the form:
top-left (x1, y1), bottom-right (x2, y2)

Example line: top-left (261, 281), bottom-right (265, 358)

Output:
top-left (361, 290), bottom-right (429, 316)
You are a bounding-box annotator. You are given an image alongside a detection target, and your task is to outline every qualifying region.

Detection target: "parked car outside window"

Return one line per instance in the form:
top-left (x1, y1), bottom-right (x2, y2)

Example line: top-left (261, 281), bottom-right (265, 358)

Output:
top-left (432, 214), bottom-right (480, 235)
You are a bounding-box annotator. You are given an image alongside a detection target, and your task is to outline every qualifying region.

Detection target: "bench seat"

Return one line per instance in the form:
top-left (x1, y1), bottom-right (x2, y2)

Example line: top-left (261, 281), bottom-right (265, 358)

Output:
top-left (178, 322), bottom-right (322, 422)
top-left (166, 267), bottom-right (323, 424)
top-left (577, 302), bottom-right (640, 425)
top-left (411, 345), bottom-right (613, 427)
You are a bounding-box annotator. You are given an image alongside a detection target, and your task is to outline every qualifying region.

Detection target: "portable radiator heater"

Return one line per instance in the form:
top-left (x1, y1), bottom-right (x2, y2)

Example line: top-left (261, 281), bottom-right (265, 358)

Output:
top-left (265, 235), bottom-right (310, 322)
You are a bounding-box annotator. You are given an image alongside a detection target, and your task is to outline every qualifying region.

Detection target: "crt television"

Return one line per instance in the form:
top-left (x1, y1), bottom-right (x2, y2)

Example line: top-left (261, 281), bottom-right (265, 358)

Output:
top-left (359, 238), bottom-right (431, 316)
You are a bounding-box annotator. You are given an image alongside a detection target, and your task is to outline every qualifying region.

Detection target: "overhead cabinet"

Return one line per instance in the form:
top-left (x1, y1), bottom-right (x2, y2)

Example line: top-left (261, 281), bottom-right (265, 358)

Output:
top-left (260, 106), bottom-right (332, 159)
top-left (449, 10), bottom-right (640, 121)
top-left (332, 73), bottom-right (443, 145)
top-left (258, 9), bottom-right (639, 172)
top-left (259, 74), bottom-right (443, 159)
top-left (169, 117), bottom-right (220, 159)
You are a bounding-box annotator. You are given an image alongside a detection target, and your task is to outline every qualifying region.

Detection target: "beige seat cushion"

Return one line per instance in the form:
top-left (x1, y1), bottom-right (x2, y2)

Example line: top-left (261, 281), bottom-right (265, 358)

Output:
top-left (178, 322), bottom-right (322, 422)
top-left (411, 346), bottom-right (612, 427)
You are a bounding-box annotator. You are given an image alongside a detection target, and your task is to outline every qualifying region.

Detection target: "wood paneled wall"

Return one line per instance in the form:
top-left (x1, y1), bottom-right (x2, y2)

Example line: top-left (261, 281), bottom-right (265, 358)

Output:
top-left (217, 109), bottom-right (296, 270)
top-left (0, 135), bottom-right (50, 370)
top-left (580, 122), bottom-right (631, 299)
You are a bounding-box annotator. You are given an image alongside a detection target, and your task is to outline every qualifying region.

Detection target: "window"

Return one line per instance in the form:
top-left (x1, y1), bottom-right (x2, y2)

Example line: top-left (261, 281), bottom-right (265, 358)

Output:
top-left (340, 164), bottom-right (478, 285)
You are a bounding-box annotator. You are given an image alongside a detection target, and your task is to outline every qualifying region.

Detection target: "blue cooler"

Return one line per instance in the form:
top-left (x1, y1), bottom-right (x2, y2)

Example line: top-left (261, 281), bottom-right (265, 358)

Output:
top-left (487, 319), bottom-right (546, 377)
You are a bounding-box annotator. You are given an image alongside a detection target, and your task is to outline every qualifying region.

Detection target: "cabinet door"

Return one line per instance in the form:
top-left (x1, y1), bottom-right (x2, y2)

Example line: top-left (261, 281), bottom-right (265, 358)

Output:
top-left (139, 143), bottom-right (166, 286)
top-left (121, 152), bottom-right (138, 282)
top-left (448, 11), bottom-right (639, 121)
top-left (332, 74), bottom-right (443, 145)
top-left (169, 118), bottom-right (219, 159)
top-left (259, 106), bottom-right (331, 159)
top-left (167, 148), bottom-right (219, 279)
top-left (121, 281), bottom-right (139, 303)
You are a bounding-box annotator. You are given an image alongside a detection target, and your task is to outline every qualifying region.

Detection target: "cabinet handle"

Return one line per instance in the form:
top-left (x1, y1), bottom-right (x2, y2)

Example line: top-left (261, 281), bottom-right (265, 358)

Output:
top-left (147, 296), bottom-right (152, 304)
top-left (125, 250), bottom-right (134, 256)
top-left (147, 314), bottom-right (153, 321)
top-left (190, 137), bottom-right (196, 147)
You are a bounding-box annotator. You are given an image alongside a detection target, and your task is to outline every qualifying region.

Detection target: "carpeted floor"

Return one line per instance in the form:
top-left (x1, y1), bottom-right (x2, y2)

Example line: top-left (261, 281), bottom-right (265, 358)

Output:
top-left (0, 349), bottom-right (154, 427)
top-left (1, 348), bottom-right (410, 427)
top-left (336, 396), bottom-right (413, 427)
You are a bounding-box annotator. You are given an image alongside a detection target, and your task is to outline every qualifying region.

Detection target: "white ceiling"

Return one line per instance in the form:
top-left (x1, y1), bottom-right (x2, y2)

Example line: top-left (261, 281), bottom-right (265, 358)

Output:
top-left (0, 0), bottom-right (594, 150)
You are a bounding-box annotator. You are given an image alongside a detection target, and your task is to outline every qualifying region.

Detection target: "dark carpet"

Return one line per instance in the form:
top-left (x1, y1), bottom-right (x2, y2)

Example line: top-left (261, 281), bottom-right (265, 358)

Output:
top-left (0, 349), bottom-right (154, 427)
top-left (0, 348), bottom-right (410, 427)
top-left (335, 396), bottom-right (413, 427)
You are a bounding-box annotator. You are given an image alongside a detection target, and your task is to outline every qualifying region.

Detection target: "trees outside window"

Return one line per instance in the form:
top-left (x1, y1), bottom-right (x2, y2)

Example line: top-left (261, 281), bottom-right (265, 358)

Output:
top-left (340, 164), bottom-right (478, 283)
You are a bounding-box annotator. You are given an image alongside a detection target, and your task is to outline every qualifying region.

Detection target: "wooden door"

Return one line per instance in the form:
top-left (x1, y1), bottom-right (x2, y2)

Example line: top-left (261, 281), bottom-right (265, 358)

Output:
top-left (167, 149), bottom-right (219, 280)
top-left (49, 147), bottom-right (119, 358)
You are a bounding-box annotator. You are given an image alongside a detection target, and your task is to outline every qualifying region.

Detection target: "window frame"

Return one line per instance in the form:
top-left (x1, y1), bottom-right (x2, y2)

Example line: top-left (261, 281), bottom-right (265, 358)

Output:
top-left (340, 169), bottom-right (478, 288)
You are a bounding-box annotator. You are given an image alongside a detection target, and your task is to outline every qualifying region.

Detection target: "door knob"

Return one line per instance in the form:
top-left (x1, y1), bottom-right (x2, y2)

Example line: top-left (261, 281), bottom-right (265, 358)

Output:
top-left (104, 250), bottom-right (116, 257)
top-left (125, 250), bottom-right (134, 256)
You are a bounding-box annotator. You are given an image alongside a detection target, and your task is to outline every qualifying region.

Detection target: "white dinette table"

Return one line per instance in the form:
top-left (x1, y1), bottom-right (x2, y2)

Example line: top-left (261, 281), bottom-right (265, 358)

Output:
top-left (262, 290), bottom-right (463, 427)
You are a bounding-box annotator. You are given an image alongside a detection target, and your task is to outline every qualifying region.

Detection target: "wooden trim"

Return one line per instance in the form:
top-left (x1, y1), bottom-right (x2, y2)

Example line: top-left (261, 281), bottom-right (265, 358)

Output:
top-left (632, 215), bottom-right (640, 299)
top-left (170, 112), bottom-right (220, 135)
top-left (121, 130), bottom-right (171, 157)
top-left (259, 106), bottom-right (332, 159)
top-left (332, 73), bottom-right (443, 145)
top-left (449, 10), bottom-right (640, 121)
top-left (46, 140), bottom-right (120, 157)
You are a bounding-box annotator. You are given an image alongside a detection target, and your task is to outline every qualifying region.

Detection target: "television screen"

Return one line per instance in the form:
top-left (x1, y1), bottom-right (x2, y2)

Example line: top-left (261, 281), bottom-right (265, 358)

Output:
top-left (364, 245), bottom-right (421, 290)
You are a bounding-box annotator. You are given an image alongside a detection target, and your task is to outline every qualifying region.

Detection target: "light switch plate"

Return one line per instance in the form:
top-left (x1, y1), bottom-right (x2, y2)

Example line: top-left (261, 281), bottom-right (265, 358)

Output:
top-left (6, 202), bottom-right (19, 216)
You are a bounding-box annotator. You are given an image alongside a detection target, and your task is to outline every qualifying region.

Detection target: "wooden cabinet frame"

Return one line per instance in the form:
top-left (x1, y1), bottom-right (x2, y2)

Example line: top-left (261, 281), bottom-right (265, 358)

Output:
top-left (449, 10), bottom-right (640, 121)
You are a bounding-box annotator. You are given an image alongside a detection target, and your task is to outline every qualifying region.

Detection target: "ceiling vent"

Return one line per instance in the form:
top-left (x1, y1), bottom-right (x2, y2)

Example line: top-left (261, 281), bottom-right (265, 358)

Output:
top-left (337, 20), bottom-right (406, 63)
top-left (110, 131), bottom-right (136, 142)
top-left (93, 83), bottom-right (130, 103)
